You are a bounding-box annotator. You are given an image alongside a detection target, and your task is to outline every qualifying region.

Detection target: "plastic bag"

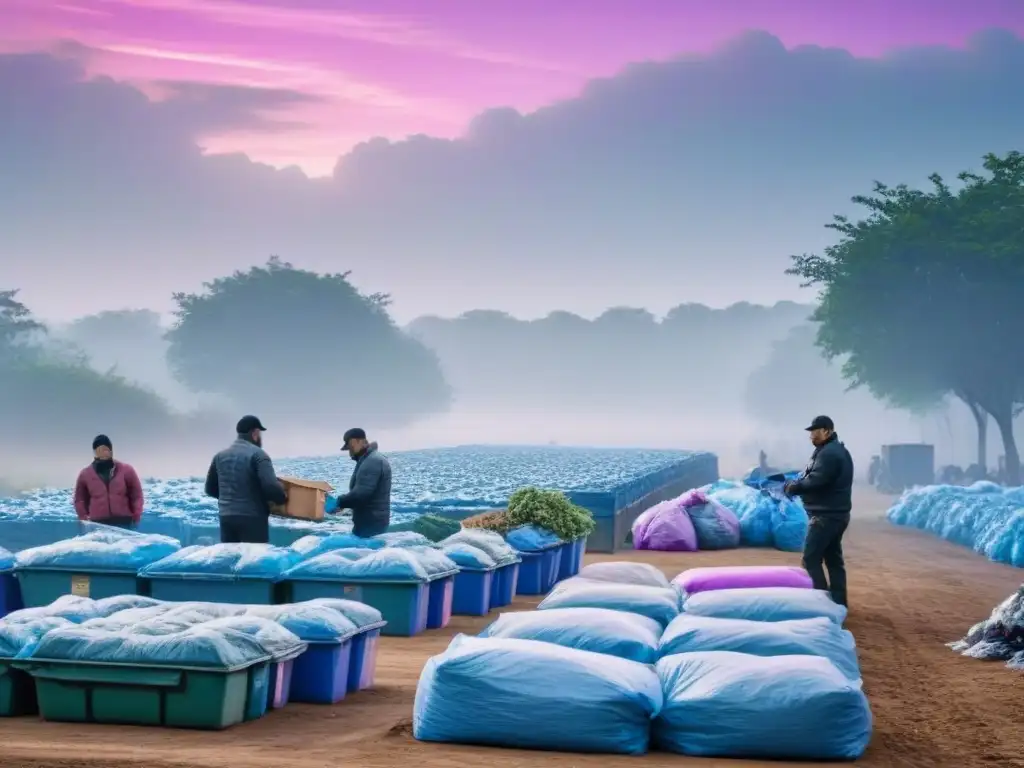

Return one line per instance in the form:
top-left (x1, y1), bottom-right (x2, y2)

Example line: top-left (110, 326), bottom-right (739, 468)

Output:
top-left (93, 595), bottom-right (164, 616)
top-left (15, 532), bottom-right (180, 571)
top-left (301, 598), bottom-right (385, 631)
top-left (442, 530), bottom-right (519, 564)
top-left (5, 595), bottom-right (101, 624)
top-left (539, 578), bottom-right (680, 627)
top-left (245, 604), bottom-right (359, 642)
top-left (682, 587), bottom-right (846, 625)
top-left (413, 634), bottom-right (662, 754)
top-left (659, 615), bottom-right (859, 679)
top-left (0, 616), bottom-right (73, 658)
top-left (631, 500), bottom-right (698, 552)
top-left (683, 495), bottom-right (740, 550)
top-left (440, 542), bottom-right (496, 571)
top-left (672, 565), bottom-right (812, 596)
top-left (0, 546), bottom-right (14, 571)
top-left (285, 548), bottom-right (430, 582)
top-left (654, 650), bottom-right (871, 759)
top-left (480, 607), bottom-right (663, 664)
top-left (200, 616), bottom-right (305, 658)
top-left (506, 525), bottom-right (562, 552)
top-left (578, 561), bottom-right (670, 588)
top-left (30, 624), bottom-right (272, 668)
top-left (139, 543), bottom-right (301, 580)
top-left (769, 493), bottom-right (809, 552)
top-left (374, 531), bottom-right (435, 549)
top-left (949, 587), bottom-right (1024, 662)
top-left (407, 546), bottom-right (459, 576)
top-left (291, 533), bottom-right (383, 559)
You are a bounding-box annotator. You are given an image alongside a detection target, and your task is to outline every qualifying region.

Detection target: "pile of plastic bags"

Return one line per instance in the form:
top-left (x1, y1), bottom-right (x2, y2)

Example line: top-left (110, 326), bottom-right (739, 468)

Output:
top-left (413, 560), bottom-right (871, 759)
top-left (888, 482), bottom-right (1024, 566)
top-left (16, 530), bottom-right (181, 572)
top-left (139, 543), bottom-right (301, 580)
top-left (701, 480), bottom-right (809, 552)
top-left (949, 586), bottom-right (1024, 668)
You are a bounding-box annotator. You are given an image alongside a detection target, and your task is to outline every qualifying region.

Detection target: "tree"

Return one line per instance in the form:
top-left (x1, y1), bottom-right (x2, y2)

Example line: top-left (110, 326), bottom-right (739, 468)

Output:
top-left (0, 289), bottom-right (45, 363)
top-left (789, 152), bottom-right (1024, 484)
top-left (166, 258), bottom-right (451, 429)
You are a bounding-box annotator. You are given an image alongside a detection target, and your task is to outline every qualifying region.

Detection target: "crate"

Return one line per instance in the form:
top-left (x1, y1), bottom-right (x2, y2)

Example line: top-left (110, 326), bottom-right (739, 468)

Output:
top-left (0, 660), bottom-right (37, 717)
top-left (557, 539), bottom-right (586, 580)
top-left (0, 571), bottom-right (23, 618)
top-left (516, 551), bottom-right (547, 595)
top-left (490, 562), bottom-right (520, 607)
top-left (349, 628), bottom-right (381, 691)
top-left (16, 569), bottom-right (144, 608)
top-left (266, 647), bottom-right (302, 710)
top-left (426, 575), bottom-right (455, 629)
top-left (452, 569), bottom-right (494, 616)
top-left (146, 575), bottom-right (282, 605)
top-left (541, 547), bottom-right (564, 591)
top-left (288, 579), bottom-right (428, 637)
top-left (290, 638), bottom-right (353, 704)
top-left (23, 658), bottom-right (271, 729)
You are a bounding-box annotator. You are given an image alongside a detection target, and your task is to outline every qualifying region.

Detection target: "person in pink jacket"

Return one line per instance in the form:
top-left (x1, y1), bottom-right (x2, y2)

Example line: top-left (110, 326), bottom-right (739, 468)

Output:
top-left (73, 435), bottom-right (144, 529)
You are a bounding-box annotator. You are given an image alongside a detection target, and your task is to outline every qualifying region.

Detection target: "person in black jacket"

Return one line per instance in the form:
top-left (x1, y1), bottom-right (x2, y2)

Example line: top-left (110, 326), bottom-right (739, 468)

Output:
top-left (333, 428), bottom-right (392, 538)
top-left (785, 415), bottom-right (854, 607)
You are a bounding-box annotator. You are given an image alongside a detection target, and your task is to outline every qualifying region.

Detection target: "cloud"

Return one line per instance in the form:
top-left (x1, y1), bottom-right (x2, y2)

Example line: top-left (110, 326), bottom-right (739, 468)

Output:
top-left (3, 29), bottom-right (1024, 326)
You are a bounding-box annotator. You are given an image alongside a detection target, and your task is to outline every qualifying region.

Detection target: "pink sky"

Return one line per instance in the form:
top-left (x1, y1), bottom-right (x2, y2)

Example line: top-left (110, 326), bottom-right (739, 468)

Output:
top-left (3, 0), bottom-right (1023, 174)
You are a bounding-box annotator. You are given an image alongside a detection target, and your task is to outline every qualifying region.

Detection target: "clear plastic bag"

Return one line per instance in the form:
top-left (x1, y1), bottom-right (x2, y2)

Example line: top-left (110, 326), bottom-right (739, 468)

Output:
top-left (5, 595), bottom-right (101, 623)
top-left (0, 616), bottom-right (73, 658)
top-left (539, 578), bottom-right (680, 627)
top-left (374, 531), bottom-right (435, 549)
top-left (654, 650), bottom-right (871, 759)
top-left (442, 530), bottom-right (519, 564)
top-left (199, 616), bottom-right (305, 658)
top-left (682, 587), bottom-right (847, 625)
top-left (407, 546), bottom-right (458, 576)
top-left (413, 634), bottom-right (662, 754)
top-left (441, 542), bottom-right (496, 571)
top-left (291, 533), bottom-right (384, 559)
top-left (139, 543), bottom-right (301, 580)
top-left (15, 532), bottom-right (180, 572)
top-left (93, 595), bottom-right (164, 616)
top-left (30, 624), bottom-right (272, 668)
top-left (285, 548), bottom-right (430, 582)
top-left (505, 525), bottom-right (562, 552)
top-left (659, 615), bottom-right (859, 679)
top-left (301, 598), bottom-right (384, 630)
top-left (480, 607), bottom-right (662, 664)
top-left (578, 561), bottom-right (670, 588)
top-left (245, 604), bottom-right (359, 642)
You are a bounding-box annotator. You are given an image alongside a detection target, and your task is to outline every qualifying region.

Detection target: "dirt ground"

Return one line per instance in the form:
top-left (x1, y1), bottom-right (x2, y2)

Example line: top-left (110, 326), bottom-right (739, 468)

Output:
top-left (5, 489), bottom-right (1024, 768)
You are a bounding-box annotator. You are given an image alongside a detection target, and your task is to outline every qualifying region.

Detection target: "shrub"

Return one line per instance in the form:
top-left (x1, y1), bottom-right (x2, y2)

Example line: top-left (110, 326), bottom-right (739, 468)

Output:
top-left (506, 487), bottom-right (595, 541)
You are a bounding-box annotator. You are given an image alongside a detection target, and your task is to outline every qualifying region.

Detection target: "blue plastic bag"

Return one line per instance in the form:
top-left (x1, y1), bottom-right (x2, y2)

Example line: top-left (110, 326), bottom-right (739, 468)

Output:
top-left (766, 490), bottom-right (808, 552)
top-left (245, 604), bottom-right (360, 642)
top-left (577, 561), bottom-right (670, 588)
top-left (374, 531), bottom-right (435, 548)
top-left (200, 616), bottom-right (306, 658)
top-left (301, 598), bottom-right (385, 630)
top-left (0, 546), bottom-right (14, 571)
top-left (413, 634), bottom-right (662, 754)
top-left (139, 543), bottom-right (301, 580)
top-left (285, 548), bottom-right (430, 582)
top-left (659, 615), bottom-right (859, 679)
top-left (506, 525), bottom-right (562, 552)
top-left (5, 595), bottom-right (102, 623)
top-left (441, 542), bottom-right (496, 571)
top-left (291, 533), bottom-right (383, 559)
top-left (442, 530), bottom-right (519, 564)
top-left (538, 578), bottom-right (680, 627)
top-left (407, 546), bottom-right (459, 576)
top-left (15, 532), bottom-right (180, 572)
top-left (682, 587), bottom-right (847, 625)
top-left (480, 607), bottom-right (663, 664)
top-left (0, 616), bottom-right (73, 658)
top-left (654, 650), bottom-right (871, 759)
top-left (705, 484), bottom-right (773, 547)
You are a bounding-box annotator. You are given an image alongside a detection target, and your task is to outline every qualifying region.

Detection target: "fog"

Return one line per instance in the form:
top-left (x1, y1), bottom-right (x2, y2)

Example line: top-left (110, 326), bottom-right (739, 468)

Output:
top-left (0, 299), bottom-right (1010, 493)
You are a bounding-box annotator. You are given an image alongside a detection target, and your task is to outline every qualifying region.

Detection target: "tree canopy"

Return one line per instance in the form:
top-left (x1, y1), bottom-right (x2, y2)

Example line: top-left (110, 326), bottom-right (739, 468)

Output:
top-left (789, 151), bottom-right (1024, 483)
top-left (166, 258), bottom-right (451, 428)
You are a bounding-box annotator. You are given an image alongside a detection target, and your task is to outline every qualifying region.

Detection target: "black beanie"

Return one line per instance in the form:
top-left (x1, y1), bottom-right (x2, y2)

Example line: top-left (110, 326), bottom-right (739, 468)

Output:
top-left (92, 434), bottom-right (112, 451)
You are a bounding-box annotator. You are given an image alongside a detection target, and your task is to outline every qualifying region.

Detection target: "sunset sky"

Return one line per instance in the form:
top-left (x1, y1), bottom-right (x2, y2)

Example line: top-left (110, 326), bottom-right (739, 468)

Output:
top-left (3, 0), bottom-right (1022, 174)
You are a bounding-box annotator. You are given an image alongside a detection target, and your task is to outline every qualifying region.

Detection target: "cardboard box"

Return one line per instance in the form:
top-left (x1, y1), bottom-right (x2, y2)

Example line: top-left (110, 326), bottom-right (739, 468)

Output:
top-left (270, 477), bottom-right (333, 521)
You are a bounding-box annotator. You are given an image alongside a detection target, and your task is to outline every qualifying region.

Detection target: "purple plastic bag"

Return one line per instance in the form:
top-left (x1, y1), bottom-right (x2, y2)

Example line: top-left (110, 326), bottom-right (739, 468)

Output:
top-left (632, 500), bottom-right (698, 552)
top-left (672, 565), bottom-right (813, 596)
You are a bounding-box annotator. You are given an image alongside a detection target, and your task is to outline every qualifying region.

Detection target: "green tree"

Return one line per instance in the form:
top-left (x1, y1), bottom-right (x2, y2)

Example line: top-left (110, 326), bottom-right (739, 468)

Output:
top-left (789, 152), bottom-right (1024, 484)
top-left (166, 258), bottom-right (451, 428)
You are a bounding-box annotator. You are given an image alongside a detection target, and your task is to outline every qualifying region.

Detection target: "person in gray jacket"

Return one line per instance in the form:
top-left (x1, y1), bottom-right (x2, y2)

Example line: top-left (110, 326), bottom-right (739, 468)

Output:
top-left (335, 428), bottom-right (392, 538)
top-left (204, 415), bottom-right (287, 544)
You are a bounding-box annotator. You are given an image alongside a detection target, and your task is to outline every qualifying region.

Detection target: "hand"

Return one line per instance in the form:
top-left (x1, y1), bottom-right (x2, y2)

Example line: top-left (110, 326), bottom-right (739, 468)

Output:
top-left (783, 481), bottom-right (795, 497)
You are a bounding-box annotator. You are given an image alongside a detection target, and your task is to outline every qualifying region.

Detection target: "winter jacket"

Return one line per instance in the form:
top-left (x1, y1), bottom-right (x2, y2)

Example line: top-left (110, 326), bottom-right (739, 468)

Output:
top-left (205, 437), bottom-right (287, 518)
top-left (787, 434), bottom-right (854, 516)
top-left (335, 443), bottom-right (392, 536)
top-left (73, 461), bottom-right (144, 523)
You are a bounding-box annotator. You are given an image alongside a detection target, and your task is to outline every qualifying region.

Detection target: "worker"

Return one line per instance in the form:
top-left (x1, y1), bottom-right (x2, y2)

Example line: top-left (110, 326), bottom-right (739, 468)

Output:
top-left (204, 415), bottom-right (287, 544)
top-left (334, 428), bottom-right (392, 538)
top-left (784, 415), bottom-right (854, 607)
top-left (73, 434), bottom-right (144, 529)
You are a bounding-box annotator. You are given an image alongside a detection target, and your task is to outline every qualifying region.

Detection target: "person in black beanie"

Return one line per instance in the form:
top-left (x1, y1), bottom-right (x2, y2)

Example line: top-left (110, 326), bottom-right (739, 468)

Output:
top-left (73, 435), bottom-right (145, 528)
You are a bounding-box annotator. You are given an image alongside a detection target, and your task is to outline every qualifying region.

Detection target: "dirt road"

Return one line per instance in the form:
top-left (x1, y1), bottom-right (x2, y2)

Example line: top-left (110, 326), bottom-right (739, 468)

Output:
top-left (6, 491), bottom-right (1024, 768)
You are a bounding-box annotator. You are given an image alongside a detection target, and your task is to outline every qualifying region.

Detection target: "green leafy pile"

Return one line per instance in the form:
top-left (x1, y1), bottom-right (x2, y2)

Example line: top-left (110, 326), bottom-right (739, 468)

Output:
top-left (387, 514), bottom-right (462, 542)
top-left (506, 487), bottom-right (595, 541)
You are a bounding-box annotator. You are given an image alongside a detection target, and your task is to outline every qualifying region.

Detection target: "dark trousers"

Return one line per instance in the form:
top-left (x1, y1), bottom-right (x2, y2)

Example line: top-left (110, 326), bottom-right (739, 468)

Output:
top-left (352, 518), bottom-right (390, 539)
top-left (220, 515), bottom-right (270, 544)
top-left (802, 513), bottom-right (850, 607)
top-left (102, 518), bottom-right (136, 529)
